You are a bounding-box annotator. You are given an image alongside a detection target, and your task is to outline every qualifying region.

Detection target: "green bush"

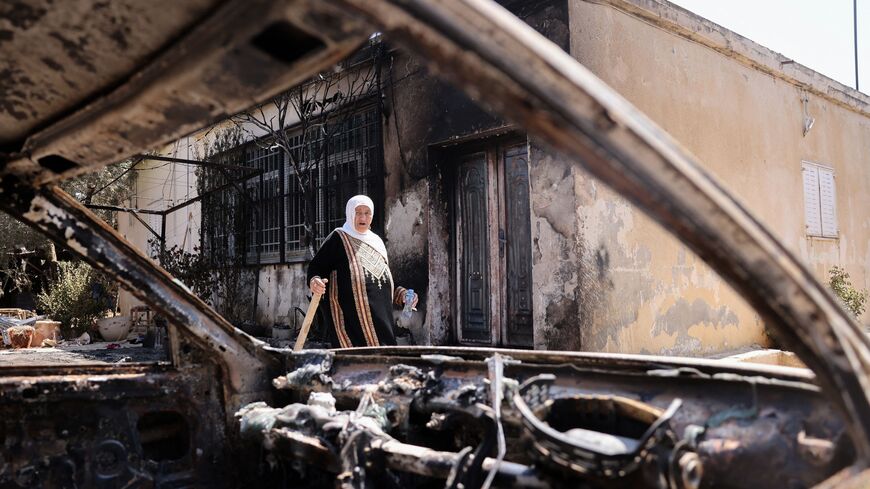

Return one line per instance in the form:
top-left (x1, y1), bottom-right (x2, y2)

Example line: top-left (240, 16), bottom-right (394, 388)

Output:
top-left (151, 242), bottom-right (213, 300)
top-left (37, 261), bottom-right (114, 337)
top-left (828, 266), bottom-right (868, 319)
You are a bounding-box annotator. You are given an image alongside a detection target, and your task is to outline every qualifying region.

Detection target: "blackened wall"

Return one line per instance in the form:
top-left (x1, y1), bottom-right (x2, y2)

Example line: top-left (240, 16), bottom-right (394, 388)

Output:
top-left (380, 0), bottom-right (569, 345)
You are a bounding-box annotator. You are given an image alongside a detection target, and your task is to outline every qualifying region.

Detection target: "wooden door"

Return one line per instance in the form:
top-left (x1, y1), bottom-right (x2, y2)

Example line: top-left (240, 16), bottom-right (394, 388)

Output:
top-left (456, 152), bottom-right (491, 343)
top-left (502, 144), bottom-right (534, 346)
top-left (454, 141), bottom-right (533, 347)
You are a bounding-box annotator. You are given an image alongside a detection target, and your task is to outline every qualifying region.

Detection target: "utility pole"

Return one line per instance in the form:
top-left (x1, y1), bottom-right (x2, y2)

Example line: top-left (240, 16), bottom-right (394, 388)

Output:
top-left (852, 0), bottom-right (861, 91)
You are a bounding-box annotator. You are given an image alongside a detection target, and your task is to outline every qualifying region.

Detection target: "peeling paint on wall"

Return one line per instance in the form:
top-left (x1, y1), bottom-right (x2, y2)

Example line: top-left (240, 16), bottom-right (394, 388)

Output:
top-left (425, 164), bottom-right (453, 346)
top-left (569, 0), bottom-right (870, 340)
top-left (384, 182), bottom-right (429, 344)
top-left (528, 143), bottom-right (583, 351)
top-left (652, 298), bottom-right (738, 345)
top-left (528, 137), bottom-right (768, 356)
top-left (577, 169), bottom-right (765, 356)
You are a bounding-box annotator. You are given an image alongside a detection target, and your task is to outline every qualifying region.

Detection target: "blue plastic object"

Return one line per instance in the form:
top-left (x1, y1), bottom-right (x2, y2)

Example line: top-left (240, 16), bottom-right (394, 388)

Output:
top-left (402, 288), bottom-right (415, 320)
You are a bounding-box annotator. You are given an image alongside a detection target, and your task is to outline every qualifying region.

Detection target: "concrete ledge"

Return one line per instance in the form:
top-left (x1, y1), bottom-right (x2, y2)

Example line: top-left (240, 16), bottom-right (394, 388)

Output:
top-left (723, 349), bottom-right (807, 369)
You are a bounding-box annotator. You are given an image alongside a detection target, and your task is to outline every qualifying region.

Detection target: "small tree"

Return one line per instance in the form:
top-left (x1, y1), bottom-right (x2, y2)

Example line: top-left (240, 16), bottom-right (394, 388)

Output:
top-left (828, 266), bottom-right (869, 319)
top-left (0, 159), bottom-right (136, 300)
top-left (63, 160), bottom-right (137, 227)
top-left (0, 219), bottom-right (51, 301)
top-left (37, 261), bottom-right (114, 337)
top-left (150, 241), bottom-right (213, 300)
top-left (148, 239), bottom-right (254, 326)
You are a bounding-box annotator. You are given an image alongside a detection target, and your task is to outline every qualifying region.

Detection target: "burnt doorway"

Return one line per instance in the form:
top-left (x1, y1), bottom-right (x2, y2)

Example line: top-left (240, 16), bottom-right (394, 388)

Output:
top-left (453, 139), bottom-right (533, 347)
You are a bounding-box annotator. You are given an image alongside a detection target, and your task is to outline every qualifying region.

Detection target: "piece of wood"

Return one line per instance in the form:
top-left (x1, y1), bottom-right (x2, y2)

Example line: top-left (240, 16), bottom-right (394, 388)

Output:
top-left (293, 293), bottom-right (322, 351)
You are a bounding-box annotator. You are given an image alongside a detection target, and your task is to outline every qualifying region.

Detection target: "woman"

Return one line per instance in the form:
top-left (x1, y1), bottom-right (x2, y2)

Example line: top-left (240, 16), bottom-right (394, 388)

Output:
top-left (307, 195), bottom-right (418, 347)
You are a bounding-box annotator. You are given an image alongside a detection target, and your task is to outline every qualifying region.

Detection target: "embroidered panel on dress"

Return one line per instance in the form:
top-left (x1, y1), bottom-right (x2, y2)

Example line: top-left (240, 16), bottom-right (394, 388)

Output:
top-left (348, 236), bottom-right (393, 289)
top-left (337, 232), bottom-right (379, 346)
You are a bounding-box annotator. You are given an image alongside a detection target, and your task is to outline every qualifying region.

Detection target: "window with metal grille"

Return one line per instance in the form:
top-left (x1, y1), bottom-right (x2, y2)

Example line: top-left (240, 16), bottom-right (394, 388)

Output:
top-left (203, 103), bottom-right (383, 264)
top-left (314, 108), bottom-right (382, 249)
top-left (200, 146), bottom-right (248, 264)
top-left (281, 104), bottom-right (383, 259)
top-left (245, 145), bottom-right (284, 263)
top-left (284, 127), bottom-right (322, 260)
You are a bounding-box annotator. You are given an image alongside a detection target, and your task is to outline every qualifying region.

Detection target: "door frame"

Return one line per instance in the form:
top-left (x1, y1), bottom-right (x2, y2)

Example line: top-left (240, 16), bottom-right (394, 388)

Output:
top-left (444, 134), bottom-right (529, 346)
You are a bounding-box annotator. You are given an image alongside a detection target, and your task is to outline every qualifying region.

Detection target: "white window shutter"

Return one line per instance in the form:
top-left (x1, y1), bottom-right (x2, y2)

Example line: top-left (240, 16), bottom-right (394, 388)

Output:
top-left (802, 163), bottom-right (822, 236)
top-left (818, 168), bottom-right (837, 237)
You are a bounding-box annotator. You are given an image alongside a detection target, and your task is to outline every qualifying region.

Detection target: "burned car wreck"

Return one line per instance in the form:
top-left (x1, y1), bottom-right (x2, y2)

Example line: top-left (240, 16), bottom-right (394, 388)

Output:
top-left (2, 0), bottom-right (870, 488)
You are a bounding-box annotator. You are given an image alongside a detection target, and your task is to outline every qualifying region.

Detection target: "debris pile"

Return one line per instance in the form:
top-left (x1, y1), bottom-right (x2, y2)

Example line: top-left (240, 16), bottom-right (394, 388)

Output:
top-left (237, 353), bottom-right (705, 489)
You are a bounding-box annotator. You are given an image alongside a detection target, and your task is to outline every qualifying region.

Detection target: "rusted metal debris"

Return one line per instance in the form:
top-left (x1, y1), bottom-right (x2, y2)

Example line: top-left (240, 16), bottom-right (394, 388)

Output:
top-left (1, 0), bottom-right (869, 487)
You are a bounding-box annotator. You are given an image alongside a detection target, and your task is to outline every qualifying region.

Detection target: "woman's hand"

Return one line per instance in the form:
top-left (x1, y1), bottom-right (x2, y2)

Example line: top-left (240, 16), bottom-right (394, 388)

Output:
top-left (310, 276), bottom-right (328, 295)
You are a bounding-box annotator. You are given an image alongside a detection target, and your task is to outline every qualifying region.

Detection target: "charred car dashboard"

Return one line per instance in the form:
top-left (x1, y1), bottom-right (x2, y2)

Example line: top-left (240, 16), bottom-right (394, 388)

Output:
top-left (1, 0), bottom-right (870, 488)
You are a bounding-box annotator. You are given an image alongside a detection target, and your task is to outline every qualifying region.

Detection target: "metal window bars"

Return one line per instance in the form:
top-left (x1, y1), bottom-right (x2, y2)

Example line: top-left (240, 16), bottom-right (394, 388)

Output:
top-left (203, 102), bottom-right (384, 265)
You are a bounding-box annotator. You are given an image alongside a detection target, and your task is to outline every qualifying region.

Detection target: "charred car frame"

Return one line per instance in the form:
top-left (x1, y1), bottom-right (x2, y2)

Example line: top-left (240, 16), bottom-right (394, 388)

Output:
top-left (1, 0), bottom-right (869, 487)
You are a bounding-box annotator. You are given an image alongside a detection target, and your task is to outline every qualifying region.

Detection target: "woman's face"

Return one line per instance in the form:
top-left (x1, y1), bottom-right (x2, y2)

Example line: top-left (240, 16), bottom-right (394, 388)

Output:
top-left (354, 205), bottom-right (372, 233)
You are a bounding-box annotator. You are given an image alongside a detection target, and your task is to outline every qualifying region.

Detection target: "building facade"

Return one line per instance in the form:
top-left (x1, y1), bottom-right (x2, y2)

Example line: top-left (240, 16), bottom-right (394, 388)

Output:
top-left (120, 0), bottom-right (870, 355)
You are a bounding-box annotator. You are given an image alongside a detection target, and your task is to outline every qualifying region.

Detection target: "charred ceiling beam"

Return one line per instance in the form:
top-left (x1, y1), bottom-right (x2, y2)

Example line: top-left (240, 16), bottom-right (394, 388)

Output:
top-left (316, 0), bottom-right (870, 464)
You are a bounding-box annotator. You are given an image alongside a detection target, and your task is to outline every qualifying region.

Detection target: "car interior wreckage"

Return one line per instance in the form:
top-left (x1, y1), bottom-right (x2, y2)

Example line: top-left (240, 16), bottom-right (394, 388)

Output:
top-left (2, 0), bottom-right (870, 488)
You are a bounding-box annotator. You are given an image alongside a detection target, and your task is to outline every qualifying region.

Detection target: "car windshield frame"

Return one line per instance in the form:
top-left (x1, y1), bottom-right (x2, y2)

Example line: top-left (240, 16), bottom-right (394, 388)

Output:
top-left (1, 0), bottom-right (868, 477)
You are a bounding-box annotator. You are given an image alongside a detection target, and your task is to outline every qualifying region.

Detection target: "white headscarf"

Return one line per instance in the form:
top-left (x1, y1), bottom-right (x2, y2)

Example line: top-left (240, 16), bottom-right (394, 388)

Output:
top-left (336, 195), bottom-right (388, 259)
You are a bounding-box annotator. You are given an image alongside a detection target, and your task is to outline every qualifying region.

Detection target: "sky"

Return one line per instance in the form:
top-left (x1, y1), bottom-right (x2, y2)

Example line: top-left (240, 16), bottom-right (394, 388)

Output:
top-left (668, 0), bottom-right (868, 93)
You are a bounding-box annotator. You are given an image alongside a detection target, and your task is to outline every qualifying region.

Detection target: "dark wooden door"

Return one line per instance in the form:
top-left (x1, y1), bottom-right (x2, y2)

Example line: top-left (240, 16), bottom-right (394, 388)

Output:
top-left (503, 144), bottom-right (534, 347)
top-left (454, 141), bottom-right (533, 347)
top-left (457, 153), bottom-right (491, 343)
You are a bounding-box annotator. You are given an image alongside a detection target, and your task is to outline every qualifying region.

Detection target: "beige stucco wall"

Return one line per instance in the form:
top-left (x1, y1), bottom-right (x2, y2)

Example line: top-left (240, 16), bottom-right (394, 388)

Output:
top-left (117, 137), bottom-right (206, 315)
top-left (530, 0), bottom-right (870, 355)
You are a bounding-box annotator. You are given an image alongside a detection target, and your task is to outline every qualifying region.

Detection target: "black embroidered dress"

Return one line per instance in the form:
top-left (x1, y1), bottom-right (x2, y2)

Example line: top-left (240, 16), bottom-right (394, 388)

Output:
top-left (307, 230), bottom-right (406, 347)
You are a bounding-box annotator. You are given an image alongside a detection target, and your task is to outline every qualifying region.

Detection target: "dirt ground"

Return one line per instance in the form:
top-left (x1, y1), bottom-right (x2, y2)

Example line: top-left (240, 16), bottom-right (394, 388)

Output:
top-left (0, 341), bottom-right (169, 365)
